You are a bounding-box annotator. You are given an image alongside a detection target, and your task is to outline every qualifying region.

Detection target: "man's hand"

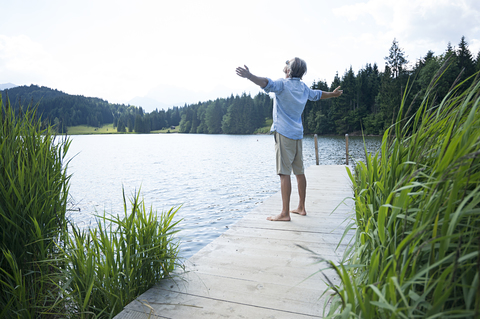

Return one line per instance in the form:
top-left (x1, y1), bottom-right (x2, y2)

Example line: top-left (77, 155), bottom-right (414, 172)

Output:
top-left (235, 65), bottom-right (268, 88)
top-left (321, 86), bottom-right (343, 99)
top-left (236, 65), bottom-right (252, 79)
top-left (332, 86), bottom-right (343, 97)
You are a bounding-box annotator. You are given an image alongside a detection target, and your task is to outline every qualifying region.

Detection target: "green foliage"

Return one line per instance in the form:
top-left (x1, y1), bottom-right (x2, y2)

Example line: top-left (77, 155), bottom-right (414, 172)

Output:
top-left (0, 86), bottom-right (180, 133)
top-left (305, 79), bottom-right (336, 134)
top-left (476, 51), bottom-right (480, 72)
top-left (116, 119), bottom-right (126, 133)
top-left (61, 190), bottom-right (181, 318)
top-left (0, 98), bottom-right (182, 318)
top-left (178, 93), bottom-right (271, 134)
top-left (67, 124), bottom-right (117, 135)
top-left (205, 100), bottom-right (224, 133)
top-left (385, 38), bottom-right (409, 78)
top-left (253, 118), bottom-right (273, 134)
top-left (0, 98), bottom-right (71, 317)
top-left (134, 113), bottom-right (150, 133)
top-left (304, 36), bottom-right (479, 136)
top-left (1, 85), bottom-right (114, 128)
top-left (323, 70), bottom-right (480, 318)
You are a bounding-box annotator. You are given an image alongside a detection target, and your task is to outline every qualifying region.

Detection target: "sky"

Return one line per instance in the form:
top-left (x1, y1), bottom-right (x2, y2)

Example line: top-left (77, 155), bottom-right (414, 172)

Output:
top-left (1, 0), bottom-right (479, 112)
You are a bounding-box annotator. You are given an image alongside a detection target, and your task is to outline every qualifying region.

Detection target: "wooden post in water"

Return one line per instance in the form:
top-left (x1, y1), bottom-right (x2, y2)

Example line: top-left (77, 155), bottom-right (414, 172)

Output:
top-left (345, 134), bottom-right (349, 165)
top-left (314, 134), bottom-right (319, 165)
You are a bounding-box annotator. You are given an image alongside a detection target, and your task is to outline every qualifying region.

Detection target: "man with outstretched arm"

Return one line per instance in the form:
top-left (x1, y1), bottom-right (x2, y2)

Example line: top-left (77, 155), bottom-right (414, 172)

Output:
top-left (236, 57), bottom-right (343, 221)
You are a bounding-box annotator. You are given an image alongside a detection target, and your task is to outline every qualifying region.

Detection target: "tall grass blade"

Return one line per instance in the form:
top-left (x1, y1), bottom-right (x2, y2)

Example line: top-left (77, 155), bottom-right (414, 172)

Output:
top-left (321, 71), bottom-right (480, 318)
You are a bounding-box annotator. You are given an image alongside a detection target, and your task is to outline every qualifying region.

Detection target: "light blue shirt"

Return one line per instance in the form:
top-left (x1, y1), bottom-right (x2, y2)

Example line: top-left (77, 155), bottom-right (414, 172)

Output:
top-left (263, 77), bottom-right (322, 140)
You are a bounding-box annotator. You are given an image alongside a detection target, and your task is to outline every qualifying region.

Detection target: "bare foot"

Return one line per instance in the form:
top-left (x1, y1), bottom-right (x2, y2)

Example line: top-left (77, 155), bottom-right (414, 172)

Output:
top-left (267, 214), bottom-right (291, 221)
top-left (291, 209), bottom-right (307, 216)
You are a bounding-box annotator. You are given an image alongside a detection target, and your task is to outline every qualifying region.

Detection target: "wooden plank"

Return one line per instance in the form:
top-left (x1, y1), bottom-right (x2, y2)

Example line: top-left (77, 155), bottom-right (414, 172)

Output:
top-left (121, 275), bottom-right (334, 318)
top-left (114, 165), bottom-right (353, 319)
top-left (120, 292), bottom-right (325, 318)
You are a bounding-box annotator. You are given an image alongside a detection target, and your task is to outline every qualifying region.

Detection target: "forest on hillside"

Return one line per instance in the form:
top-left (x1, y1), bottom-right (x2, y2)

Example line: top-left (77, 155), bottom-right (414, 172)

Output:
top-left (1, 85), bottom-right (182, 134)
top-left (2, 36), bottom-right (479, 135)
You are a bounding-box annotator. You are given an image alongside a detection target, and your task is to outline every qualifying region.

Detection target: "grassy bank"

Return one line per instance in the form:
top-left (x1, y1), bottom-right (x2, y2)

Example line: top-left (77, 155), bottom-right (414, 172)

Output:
top-left (0, 99), bottom-right (182, 318)
top-left (323, 70), bottom-right (480, 318)
top-left (151, 126), bottom-right (179, 133)
top-left (66, 124), bottom-right (180, 135)
top-left (67, 123), bottom-right (118, 134)
top-left (254, 118), bottom-right (273, 134)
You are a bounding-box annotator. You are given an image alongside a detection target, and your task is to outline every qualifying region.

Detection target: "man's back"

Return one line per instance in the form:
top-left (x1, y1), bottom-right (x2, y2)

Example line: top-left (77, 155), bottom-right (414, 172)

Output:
top-left (263, 77), bottom-right (322, 140)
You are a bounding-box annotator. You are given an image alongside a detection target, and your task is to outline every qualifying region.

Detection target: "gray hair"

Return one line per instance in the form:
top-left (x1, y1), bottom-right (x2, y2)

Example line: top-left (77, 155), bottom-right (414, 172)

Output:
top-left (288, 57), bottom-right (307, 79)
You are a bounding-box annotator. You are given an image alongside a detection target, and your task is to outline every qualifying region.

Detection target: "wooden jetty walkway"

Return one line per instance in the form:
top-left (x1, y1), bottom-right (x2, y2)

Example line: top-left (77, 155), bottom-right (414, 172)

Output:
top-left (114, 165), bottom-right (354, 318)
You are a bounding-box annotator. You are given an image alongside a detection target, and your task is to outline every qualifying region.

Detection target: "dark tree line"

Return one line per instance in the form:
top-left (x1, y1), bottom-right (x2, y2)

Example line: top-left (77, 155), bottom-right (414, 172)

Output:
top-left (2, 85), bottom-right (114, 133)
top-left (303, 36), bottom-right (480, 135)
top-left (113, 105), bottom-right (181, 133)
top-left (177, 92), bottom-right (272, 134)
top-left (2, 36), bottom-right (478, 135)
top-left (0, 85), bottom-right (182, 134)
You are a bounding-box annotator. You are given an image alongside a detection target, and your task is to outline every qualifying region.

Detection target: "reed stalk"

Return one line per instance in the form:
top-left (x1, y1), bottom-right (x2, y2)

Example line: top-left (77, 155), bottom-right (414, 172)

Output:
top-left (1, 97), bottom-right (182, 318)
top-left (323, 69), bottom-right (480, 318)
top-left (60, 190), bottom-right (181, 318)
top-left (0, 97), bottom-right (71, 317)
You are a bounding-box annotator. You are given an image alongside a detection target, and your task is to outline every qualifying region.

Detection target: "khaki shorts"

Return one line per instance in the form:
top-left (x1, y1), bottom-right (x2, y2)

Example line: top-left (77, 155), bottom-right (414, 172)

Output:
top-left (274, 131), bottom-right (304, 175)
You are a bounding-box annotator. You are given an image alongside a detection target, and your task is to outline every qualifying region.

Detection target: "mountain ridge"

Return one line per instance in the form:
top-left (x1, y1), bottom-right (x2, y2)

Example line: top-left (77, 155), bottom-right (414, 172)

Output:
top-left (0, 83), bottom-right (17, 90)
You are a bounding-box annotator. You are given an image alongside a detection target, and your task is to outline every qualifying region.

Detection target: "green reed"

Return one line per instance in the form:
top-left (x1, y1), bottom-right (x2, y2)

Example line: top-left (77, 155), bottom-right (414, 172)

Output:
top-left (0, 97), bottom-right (71, 317)
top-left (323, 69), bottom-right (480, 318)
top-left (0, 97), bottom-right (182, 318)
top-left (60, 190), bottom-right (181, 318)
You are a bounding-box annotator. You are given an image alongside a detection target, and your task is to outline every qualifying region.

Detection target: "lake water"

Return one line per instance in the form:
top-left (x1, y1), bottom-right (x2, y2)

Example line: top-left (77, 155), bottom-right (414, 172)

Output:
top-left (66, 133), bottom-right (381, 259)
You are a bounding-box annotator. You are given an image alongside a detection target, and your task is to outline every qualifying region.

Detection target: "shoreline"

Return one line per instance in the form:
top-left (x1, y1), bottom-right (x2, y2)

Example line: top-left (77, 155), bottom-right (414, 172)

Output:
top-left (62, 124), bottom-right (382, 137)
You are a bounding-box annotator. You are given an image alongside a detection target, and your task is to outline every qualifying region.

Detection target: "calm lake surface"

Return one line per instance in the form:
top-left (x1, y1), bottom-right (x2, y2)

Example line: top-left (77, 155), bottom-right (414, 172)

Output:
top-left (67, 134), bottom-right (381, 259)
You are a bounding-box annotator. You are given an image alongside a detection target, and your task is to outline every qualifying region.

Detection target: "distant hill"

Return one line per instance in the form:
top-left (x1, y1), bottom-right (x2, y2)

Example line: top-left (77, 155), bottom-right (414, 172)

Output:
top-left (1, 85), bottom-right (115, 130)
top-left (2, 84), bottom-right (68, 104)
top-left (1, 84), bottom-right (181, 134)
top-left (0, 83), bottom-right (17, 90)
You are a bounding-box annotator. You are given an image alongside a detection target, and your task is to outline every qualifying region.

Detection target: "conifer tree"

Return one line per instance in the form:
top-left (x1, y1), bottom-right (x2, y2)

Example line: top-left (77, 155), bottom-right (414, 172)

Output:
top-left (385, 38), bottom-right (409, 78)
top-left (205, 100), bottom-right (223, 134)
top-left (476, 51), bottom-right (480, 72)
top-left (117, 119), bottom-right (126, 132)
top-left (457, 36), bottom-right (476, 78)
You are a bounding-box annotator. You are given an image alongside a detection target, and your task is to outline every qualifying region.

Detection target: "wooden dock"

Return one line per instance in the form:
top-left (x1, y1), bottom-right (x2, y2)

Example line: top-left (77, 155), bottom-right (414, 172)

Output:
top-left (114, 165), bottom-right (354, 318)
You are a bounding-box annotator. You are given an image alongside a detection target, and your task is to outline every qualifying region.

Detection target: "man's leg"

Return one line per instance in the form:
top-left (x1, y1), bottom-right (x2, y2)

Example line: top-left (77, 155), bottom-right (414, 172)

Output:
top-left (290, 137), bottom-right (306, 215)
top-left (267, 174), bottom-right (291, 221)
top-left (291, 174), bottom-right (307, 215)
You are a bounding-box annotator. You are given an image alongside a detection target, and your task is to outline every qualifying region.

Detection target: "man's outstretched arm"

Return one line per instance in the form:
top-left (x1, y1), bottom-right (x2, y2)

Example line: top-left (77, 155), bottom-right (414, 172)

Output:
top-left (236, 65), bottom-right (268, 88)
top-left (321, 86), bottom-right (343, 99)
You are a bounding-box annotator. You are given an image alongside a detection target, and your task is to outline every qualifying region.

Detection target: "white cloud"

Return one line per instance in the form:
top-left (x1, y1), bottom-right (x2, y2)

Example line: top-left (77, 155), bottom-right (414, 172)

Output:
top-left (0, 35), bottom-right (58, 84)
top-left (333, 0), bottom-right (480, 63)
top-left (470, 39), bottom-right (480, 56)
top-left (333, 0), bottom-right (394, 26)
